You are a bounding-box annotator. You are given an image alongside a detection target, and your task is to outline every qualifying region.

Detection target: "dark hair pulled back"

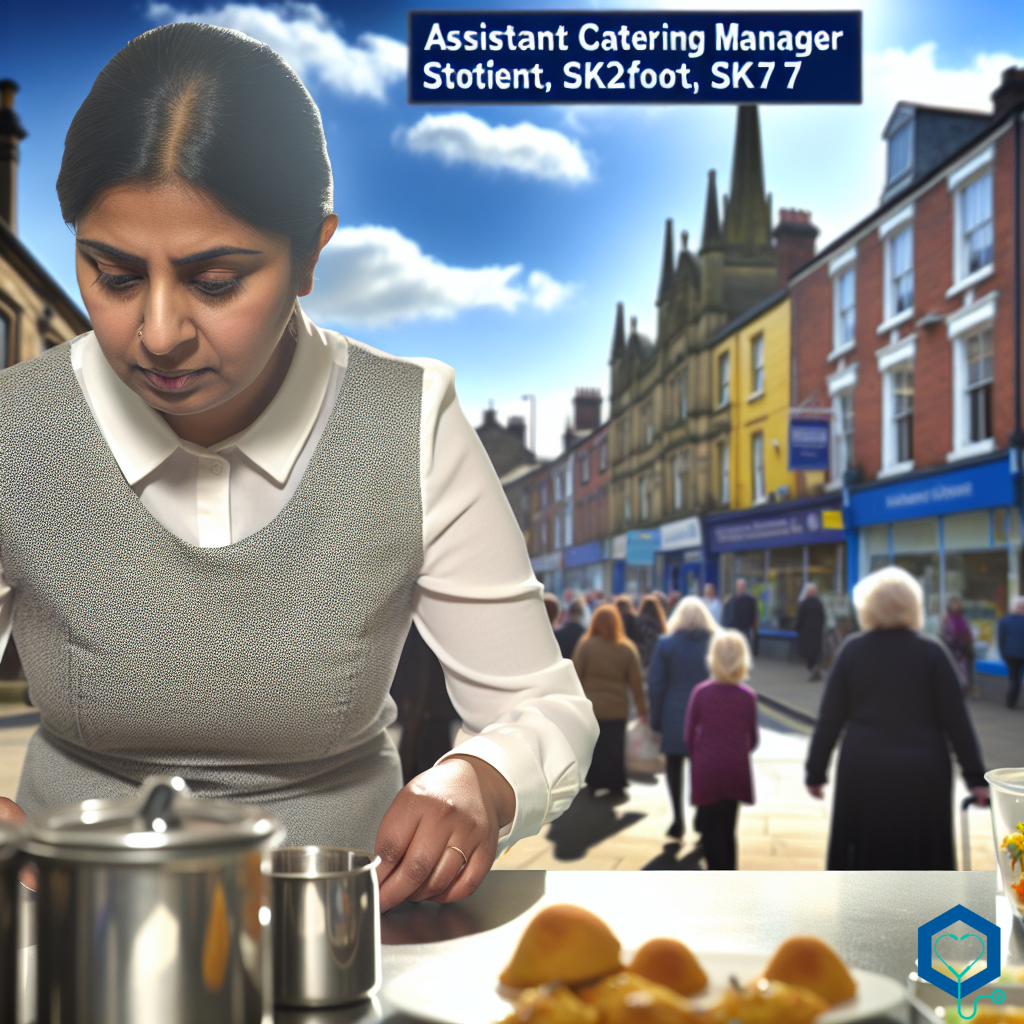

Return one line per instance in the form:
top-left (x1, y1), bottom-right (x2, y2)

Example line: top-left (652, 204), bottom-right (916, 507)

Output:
top-left (57, 22), bottom-right (333, 268)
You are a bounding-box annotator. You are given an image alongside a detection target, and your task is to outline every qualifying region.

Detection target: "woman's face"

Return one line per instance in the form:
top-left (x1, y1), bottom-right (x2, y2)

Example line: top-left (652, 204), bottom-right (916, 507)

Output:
top-left (75, 181), bottom-right (333, 445)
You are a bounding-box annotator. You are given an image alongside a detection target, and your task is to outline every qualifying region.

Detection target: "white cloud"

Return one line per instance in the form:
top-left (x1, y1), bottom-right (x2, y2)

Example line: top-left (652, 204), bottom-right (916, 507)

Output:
top-left (397, 113), bottom-right (592, 184)
top-left (147, 2), bottom-right (406, 101)
top-left (303, 225), bottom-right (573, 327)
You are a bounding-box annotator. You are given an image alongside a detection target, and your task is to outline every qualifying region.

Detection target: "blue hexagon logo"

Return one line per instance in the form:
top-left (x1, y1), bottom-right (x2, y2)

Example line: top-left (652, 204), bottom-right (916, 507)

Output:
top-left (917, 904), bottom-right (1001, 998)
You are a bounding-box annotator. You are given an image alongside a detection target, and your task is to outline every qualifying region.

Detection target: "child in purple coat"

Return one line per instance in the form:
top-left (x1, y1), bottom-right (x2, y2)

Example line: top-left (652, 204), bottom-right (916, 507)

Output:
top-left (683, 629), bottom-right (759, 869)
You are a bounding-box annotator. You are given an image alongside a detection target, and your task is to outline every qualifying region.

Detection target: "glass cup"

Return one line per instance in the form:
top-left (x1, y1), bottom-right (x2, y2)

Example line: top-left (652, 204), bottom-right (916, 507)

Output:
top-left (985, 768), bottom-right (1024, 926)
top-left (271, 847), bottom-right (381, 1009)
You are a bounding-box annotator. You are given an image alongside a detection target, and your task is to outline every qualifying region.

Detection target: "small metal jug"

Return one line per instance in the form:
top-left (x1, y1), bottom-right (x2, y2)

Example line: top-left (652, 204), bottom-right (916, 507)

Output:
top-left (21, 777), bottom-right (283, 1024)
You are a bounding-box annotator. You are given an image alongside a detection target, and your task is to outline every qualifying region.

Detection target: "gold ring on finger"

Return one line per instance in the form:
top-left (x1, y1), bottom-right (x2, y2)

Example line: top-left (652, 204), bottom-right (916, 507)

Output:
top-left (446, 845), bottom-right (468, 867)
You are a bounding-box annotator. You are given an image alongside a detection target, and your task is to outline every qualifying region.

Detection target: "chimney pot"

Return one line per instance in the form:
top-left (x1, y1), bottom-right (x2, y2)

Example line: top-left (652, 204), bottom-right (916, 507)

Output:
top-left (992, 65), bottom-right (1024, 119)
top-left (772, 207), bottom-right (819, 288)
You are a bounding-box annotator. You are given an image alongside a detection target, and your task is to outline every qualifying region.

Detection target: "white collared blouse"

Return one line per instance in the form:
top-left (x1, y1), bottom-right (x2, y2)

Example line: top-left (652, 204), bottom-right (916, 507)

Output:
top-left (0, 306), bottom-right (597, 855)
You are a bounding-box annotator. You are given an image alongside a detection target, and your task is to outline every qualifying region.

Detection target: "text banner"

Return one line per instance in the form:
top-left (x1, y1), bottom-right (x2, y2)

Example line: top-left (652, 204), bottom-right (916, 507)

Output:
top-left (789, 415), bottom-right (831, 470)
top-left (409, 10), bottom-right (862, 104)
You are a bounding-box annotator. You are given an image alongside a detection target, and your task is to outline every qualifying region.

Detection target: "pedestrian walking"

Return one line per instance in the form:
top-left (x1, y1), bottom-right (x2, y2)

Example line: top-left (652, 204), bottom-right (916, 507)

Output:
top-left (647, 597), bottom-right (718, 840)
top-left (573, 604), bottom-right (647, 798)
top-left (723, 578), bottom-right (759, 654)
top-left (795, 583), bottom-right (826, 680)
top-left (615, 594), bottom-right (643, 648)
top-left (683, 629), bottom-right (758, 869)
top-left (543, 592), bottom-right (561, 629)
top-left (806, 566), bottom-right (989, 870)
top-left (635, 594), bottom-right (668, 670)
top-left (555, 597), bottom-right (588, 660)
top-left (940, 595), bottom-right (975, 694)
top-left (997, 596), bottom-right (1024, 708)
top-left (702, 582), bottom-right (722, 624)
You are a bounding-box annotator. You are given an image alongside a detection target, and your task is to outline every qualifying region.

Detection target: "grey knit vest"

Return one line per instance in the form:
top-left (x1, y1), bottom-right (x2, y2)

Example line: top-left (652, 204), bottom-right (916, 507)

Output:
top-left (0, 341), bottom-right (423, 797)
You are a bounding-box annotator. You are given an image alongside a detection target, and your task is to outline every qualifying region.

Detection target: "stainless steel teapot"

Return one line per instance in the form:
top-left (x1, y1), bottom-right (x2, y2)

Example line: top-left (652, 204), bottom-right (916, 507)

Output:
top-left (21, 777), bottom-right (283, 1024)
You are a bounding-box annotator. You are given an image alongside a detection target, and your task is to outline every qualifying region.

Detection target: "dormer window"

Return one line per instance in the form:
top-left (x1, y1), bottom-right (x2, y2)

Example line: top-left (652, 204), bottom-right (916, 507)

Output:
top-left (888, 121), bottom-right (913, 183)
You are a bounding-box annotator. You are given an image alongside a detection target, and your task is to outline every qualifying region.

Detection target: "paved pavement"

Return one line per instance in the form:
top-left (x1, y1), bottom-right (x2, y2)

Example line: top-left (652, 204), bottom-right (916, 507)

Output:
top-left (0, 655), bottom-right (1009, 873)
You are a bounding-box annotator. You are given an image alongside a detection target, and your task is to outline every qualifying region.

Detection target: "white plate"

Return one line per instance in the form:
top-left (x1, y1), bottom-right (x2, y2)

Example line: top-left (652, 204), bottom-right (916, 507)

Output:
top-left (385, 948), bottom-right (907, 1023)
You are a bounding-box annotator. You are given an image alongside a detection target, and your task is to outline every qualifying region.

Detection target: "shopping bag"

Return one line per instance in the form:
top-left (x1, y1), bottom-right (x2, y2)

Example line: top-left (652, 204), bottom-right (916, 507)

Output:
top-left (625, 718), bottom-right (664, 775)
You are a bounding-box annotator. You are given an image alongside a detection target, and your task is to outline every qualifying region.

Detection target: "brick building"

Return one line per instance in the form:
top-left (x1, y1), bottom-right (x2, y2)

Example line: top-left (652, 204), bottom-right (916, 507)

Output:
top-left (790, 67), bottom-right (1024, 660)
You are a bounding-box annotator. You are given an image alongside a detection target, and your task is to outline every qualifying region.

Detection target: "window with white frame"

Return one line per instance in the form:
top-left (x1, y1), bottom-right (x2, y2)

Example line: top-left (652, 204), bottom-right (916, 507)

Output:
top-left (599, 441), bottom-right (608, 473)
top-left (639, 475), bottom-right (650, 520)
top-left (718, 351), bottom-right (730, 407)
top-left (554, 514), bottom-right (562, 550)
top-left (540, 519), bottom-right (549, 550)
top-left (966, 330), bottom-right (993, 442)
top-left (564, 505), bottom-right (573, 548)
top-left (623, 484), bottom-right (633, 524)
top-left (890, 365), bottom-right (914, 465)
top-left (959, 172), bottom-right (994, 279)
top-left (888, 122), bottom-right (913, 184)
top-left (751, 335), bottom-right (765, 395)
top-left (752, 433), bottom-right (766, 502)
top-left (832, 390), bottom-right (855, 480)
top-left (719, 440), bottom-right (731, 506)
top-left (644, 402), bottom-right (654, 447)
top-left (540, 481), bottom-right (549, 508)
top-left (579, 450), bottom-right (590, 485)
top-left (834, 269), bottom-right (856, 350)
top-left (679, 367), bottom-right (689, 420)
top-left (888, 227), bottom-right (914, 317)
top-left (553, 472), bottom-right (563, 502)
top-left (672, 451), bottom-right (689, 510)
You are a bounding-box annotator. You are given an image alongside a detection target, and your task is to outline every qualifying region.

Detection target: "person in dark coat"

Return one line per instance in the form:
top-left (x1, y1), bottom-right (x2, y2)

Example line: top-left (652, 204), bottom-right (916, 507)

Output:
top-left (647, 597), bottom-right (718, 839)
top-left (615, 594), bottom-right (643, 648)
top-left (722, 579), bottom-right (758, 654)
top-left (997, 596), bottom-right (1024, 708)
top-left (635, 594), bottom-right (668, 670)
top-left (795, 583), bottom-right (827, 680)
top-left (555, 597), bottom-right (587, 660)
top-left (806, 566), bottom-right (989, 871)
top-left (683, 629), bottom-right (759, 870)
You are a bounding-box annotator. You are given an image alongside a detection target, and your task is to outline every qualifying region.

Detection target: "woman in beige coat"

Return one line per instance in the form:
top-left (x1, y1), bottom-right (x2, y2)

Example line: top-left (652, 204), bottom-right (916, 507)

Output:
top-left (572, 604), bottom-right (647, 796)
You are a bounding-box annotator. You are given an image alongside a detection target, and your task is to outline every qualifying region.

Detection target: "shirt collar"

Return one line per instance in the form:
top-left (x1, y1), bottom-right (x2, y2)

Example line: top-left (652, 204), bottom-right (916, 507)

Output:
top-left (73, 303), bottom-right (334, 487)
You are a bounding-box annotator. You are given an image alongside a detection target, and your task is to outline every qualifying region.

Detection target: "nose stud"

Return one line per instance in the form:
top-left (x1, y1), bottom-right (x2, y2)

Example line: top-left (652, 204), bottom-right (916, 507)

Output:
top-left (138, 317), bottom-right (144, 340)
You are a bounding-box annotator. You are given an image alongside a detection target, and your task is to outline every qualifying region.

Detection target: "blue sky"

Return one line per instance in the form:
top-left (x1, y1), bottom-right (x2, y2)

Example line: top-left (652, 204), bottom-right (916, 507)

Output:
top-left (2, 0), bottom-right (1022, 456)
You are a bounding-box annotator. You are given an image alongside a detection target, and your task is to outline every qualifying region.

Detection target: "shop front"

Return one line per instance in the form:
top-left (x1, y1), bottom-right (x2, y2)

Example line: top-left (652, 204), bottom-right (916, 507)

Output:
top-left (657, 516), bottom-right (707, 596)
top-left (564, 539), bottom-right (612, 596)
top-left (845, 452), bottom-right (1020, 668)
top-left (707, 496), bottom-right (850, 634)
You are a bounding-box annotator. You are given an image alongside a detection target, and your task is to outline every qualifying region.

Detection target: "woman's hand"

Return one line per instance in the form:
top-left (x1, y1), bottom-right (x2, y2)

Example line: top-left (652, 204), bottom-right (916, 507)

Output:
top-left (0, 798), bottom-right (27, 826)
top-left (807, 784), bottom-right (825, 800)
top-left (374, 755), bottom-right (515, 913)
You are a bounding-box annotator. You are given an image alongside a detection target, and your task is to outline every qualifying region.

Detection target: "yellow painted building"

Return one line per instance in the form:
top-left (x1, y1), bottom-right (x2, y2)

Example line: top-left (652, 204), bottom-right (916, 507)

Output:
top-left (712, 292), bottom-right (801, 510)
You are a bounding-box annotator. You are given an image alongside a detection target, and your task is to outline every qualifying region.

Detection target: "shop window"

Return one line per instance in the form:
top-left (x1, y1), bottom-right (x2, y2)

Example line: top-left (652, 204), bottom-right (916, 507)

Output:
top-left (891, 516), bottom-right (940, 630)
top-left (599, 441), bottom-right (608, 473)
top-left (767, 546), bottom-right (803, 630)
top-left (719, 440), bottom-right (731, 507)
top-left (752, 432), bottom-right (766, 503)
top-left (832, 389), bottom-right (855, 480)
top-left (750, 334), bottom-right (765, 395)
top-left (946, 549), bottom-right (1007, 660)
top-left (579, 450), bottom-right (590, 485)
top-left (958, 172), bottom-right (994, 280)
top-left (718, 351), bottom-right (730, 408)
top-left (679, 367), bottom-right (689, 420)
top-left (639, 475), bottom-right (650, 520)
top-left (833, 269), bottom-right (856, 351)
top-left (887, 226), bottom-right (914, 318)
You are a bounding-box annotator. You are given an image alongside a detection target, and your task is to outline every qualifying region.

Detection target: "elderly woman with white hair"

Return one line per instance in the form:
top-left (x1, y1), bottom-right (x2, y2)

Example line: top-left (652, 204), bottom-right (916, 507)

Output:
top-left (806, 566), bottom-right (988, 871)
top-left (647, 596), bottom-right (719, 839)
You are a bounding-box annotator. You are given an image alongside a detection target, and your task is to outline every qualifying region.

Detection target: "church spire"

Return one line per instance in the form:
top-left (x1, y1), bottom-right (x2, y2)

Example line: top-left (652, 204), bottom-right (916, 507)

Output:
top-left (657, 218), bottom-right (675, 304)
top-left (610, 301), bottom-right (626, 360)
top-left (722, 105), bottom-right (771, 247)
top-left (700, 169), bottom-right (721, 252)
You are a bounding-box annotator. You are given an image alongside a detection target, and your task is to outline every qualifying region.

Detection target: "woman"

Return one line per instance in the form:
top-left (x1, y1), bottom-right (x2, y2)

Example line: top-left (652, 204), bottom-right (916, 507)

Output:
top-left (683, 630), bottom-right (758, 869)
top-left (635, 594), bottom-right (668, 670)
top-left (795, 582), bottom-right (826, 681)
top-left (806, 567), bottom-right (988, 870)
top-left (615, 594), bottom-right (643, 648)
top-left (0, 24), bottom-right (597, 912)
top-left (940, 595), bottom-right (975, 694)
top-left (647, 596), bottom-right (717, 839)
top-left (572, 604), bottom-right (646, 797)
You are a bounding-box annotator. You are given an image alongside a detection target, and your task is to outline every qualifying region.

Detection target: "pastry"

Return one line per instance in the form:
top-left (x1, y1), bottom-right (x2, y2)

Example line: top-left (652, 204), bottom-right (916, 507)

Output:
top-left (500, 905), bottom-right (622, 988)
top-left (711, 977), bottom-right (829, 1024)
top-left (578, 970), bottom-right (699, 1023)
top-left (761, 935), bottom-right (856, 1006)
top-left (499, 984), bottom-right (599, 1024)
top-left (630, 938), bottom-right (708, 996)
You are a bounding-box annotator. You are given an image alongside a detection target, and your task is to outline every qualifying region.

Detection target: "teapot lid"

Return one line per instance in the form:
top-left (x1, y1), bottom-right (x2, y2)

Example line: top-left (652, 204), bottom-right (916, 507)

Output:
top-left (22, 777), bottom-right (283, 863)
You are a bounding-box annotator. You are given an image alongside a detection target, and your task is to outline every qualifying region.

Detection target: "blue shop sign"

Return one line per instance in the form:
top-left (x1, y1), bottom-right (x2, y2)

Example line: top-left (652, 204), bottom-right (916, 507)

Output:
top-left (789, 417), bottom-right (830, 471)
top-left (626, 529), bottom-right (659, 567)
top-left (847, 455), bottom-right (1015, 527)
top-left (708, 503), bottom-right (845, 553)
top-left (565, 539), bottom-right (606, 569)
